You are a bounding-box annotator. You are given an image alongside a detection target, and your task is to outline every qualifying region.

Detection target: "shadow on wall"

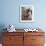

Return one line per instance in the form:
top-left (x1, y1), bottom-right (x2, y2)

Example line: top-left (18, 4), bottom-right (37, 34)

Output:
top-left (0, 24), bottom-right (7, 43)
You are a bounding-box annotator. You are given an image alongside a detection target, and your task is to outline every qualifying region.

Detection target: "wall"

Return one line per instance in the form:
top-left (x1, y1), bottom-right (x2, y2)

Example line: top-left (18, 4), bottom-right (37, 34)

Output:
top-left (0, 0), bottom-right (46, 29)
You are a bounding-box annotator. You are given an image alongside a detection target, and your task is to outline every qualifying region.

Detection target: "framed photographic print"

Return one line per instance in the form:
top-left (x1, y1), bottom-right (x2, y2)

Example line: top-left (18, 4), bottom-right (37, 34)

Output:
top-left (20, 5), bottom-right (34, 22)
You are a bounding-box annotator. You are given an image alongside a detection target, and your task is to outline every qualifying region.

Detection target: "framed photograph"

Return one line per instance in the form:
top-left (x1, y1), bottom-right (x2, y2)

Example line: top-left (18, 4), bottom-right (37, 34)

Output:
top-left (20, 5), bottom-right (34, 22)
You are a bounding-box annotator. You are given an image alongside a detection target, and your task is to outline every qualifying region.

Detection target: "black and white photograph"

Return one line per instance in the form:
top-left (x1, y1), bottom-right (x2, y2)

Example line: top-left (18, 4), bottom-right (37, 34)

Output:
top-left (20, 5), bottom-right (34, 22)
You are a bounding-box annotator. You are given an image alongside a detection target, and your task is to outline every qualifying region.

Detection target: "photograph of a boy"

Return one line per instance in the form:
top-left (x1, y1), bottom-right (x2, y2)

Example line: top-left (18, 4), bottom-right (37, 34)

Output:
top-left (22, 7), bottom-right (32, 20)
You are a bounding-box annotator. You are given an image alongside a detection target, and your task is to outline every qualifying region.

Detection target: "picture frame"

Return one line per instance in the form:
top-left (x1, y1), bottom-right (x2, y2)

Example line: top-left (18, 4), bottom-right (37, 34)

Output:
top-left (20, 5), bottom-right (34, 22)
